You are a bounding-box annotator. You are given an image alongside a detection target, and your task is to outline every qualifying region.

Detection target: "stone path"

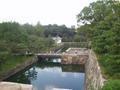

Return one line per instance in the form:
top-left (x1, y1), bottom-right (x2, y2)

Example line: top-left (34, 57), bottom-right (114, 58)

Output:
top-left (0, 82), bottom-right (33, 90)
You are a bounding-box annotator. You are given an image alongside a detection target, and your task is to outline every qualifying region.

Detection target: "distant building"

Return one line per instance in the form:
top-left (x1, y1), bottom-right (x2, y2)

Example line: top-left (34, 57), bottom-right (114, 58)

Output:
top-left (52, 36), bottom-right (62, 44)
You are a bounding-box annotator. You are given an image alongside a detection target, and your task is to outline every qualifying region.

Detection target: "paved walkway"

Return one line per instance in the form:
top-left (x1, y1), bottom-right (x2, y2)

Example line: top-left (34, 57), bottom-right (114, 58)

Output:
top-left (0, 82), bottom-right (33, 90)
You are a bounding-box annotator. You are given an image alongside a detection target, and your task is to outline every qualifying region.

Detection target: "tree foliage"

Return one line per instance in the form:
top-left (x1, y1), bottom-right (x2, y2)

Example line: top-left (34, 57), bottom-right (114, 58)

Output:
top-left (77, 0), bottom-right (120, 78)
top-left (0, 22), bottom-right (55, 58)
top-left (43, 24), bottom-right (75, 42)
top-left (0, 22), bottom-right (75, 59)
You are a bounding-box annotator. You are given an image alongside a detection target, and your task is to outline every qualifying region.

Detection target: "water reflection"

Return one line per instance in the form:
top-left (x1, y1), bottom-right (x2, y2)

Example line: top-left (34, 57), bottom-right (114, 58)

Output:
top-left (5, 61), bottom-right (85, 90)
top-left (25, 67), bottom-right (37, 80)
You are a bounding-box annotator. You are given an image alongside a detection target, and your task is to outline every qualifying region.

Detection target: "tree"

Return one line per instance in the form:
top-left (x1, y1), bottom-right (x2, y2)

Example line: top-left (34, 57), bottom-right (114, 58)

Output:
top-left (77, 0), bottom-right (120, 78)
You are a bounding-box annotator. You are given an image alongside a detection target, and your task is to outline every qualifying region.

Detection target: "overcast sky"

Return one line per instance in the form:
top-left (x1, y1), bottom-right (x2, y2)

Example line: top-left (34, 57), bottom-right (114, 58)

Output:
top-left (0, 0), bottom-right (96, 27)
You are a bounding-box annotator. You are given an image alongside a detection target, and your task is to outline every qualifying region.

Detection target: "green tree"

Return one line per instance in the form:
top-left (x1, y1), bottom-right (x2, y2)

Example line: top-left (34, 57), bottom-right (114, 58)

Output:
top-left (77, 0), bottom-right (120, 78)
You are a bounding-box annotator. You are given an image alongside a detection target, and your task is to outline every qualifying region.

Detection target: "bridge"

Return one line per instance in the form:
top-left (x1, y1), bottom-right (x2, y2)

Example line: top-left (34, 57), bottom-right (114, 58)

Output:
top-left (36, 48), bottom-right (89, 64)
top-left (36, 53), bottom-right (62, 58)
top-left (36, 48), bottom-right (88, 56)
top-left (49, 42), bottom-right (90, 53)
top-left (36, 53), bottom-right (88, 57)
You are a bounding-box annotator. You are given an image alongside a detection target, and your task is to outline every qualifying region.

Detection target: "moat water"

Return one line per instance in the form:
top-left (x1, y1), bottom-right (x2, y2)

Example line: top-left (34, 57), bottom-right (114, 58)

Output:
top-left (5, 58), bottom-right (85, 90)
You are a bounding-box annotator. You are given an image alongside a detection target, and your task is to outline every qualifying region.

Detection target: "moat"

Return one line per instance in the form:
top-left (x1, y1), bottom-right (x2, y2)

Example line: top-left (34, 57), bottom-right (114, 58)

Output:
top-left (5, 58), bottom-right (85, 90)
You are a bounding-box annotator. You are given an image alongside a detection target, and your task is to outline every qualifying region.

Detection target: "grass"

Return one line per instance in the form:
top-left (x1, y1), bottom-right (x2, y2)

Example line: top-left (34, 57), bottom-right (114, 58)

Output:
top-left (96, 54), bottom-right (120, 90)
top-left (0, 55), bottom-right (33, 75)
top-left (102, 79), bottom-right (120, 90)
top-left (98, 55), bottom-right (120, 79)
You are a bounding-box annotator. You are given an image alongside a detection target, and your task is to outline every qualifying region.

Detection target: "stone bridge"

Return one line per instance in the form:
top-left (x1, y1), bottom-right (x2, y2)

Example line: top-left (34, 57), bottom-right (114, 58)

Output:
top-left (36, 48), bottom-right (89, 64)
top-left (36, 53), bottom-right (62, 58)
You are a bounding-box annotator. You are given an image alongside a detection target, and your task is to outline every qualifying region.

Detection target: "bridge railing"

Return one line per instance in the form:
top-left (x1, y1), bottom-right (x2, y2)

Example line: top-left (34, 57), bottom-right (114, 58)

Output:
top-left (36, 42), bottom-right (89, 54)
top-left (63, 42), bottom-right (89, 47)
top-left (60, 42), bottom-right (89, 52)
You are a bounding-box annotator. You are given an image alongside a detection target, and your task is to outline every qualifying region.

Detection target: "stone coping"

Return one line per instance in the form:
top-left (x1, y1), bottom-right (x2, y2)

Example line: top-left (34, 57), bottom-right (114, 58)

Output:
top-left (0, 82), bottom-right (33, 90)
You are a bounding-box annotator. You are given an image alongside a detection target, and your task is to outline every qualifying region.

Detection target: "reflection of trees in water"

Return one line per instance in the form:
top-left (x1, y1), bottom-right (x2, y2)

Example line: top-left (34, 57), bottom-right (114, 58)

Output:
top-left (25, 66), bottom-right (38, 81)
top-left (62, 65), bottom-right (84, 73)
top-left (36, 62), bottom-right (84, 73)
top-left (16, 73), bottom-right (31, 84)
top-left (5, 66), bottom-right (38, 84)
top-left (5, 72), bottom-right (31, 84)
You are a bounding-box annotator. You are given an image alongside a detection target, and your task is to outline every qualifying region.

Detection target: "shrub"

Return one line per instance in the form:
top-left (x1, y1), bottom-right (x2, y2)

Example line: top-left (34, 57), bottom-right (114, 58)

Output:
top-left (102, 80), bottom-right (120, 90)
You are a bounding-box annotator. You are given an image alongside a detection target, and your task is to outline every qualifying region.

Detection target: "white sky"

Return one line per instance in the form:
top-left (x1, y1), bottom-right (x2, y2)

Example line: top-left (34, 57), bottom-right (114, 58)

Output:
top-left (0, 0), bottom-right (95, 27)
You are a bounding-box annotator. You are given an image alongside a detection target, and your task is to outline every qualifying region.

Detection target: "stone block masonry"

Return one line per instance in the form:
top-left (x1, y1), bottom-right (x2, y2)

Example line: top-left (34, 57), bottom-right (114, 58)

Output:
top-left (85, 50), bottom-right (105, 90)
top-left (61, 54), bottom-right (88, 64)
top-left (61, 49), bottom-right (105, 90)
top-left (61, 48), bottom-right (89, 65)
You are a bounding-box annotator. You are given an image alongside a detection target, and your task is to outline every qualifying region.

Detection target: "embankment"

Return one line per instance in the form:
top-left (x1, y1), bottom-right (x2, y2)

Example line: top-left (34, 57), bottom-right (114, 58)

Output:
top-left (0, 56), bottom-right (38, 81)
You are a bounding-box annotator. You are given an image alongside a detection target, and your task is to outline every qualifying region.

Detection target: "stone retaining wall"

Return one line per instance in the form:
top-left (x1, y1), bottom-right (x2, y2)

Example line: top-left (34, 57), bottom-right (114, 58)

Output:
top-left (61, 54), bottom-right (88, 64)
top-left (0, 56), bottom-right (38, 81)
top-left (85, 50), bottom-right (105, 90)
top-left (61, 49), bottom-right (105, 90)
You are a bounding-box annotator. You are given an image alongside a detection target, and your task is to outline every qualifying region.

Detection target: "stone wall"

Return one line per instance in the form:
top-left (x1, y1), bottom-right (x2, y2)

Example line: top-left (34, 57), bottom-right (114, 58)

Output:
top-left (61, 54), bottom-right (88, 64)
top-left (0, 56), bottom-right (38, 81)
top-left (61, 49), bottom-right (105, 90)
top-left (85, 50), bottom-right (105, 90)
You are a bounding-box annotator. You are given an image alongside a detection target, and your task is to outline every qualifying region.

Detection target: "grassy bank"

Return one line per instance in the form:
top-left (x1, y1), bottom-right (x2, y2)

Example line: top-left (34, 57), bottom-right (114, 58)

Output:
top-left (102, 79), bottom-right (120, 90)
top-left (96, 54), bottom-right (120, 90)
top-left (98, 55), bottom-right (120, 79)
top-left (0, 55), bottom-right (33, 75)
